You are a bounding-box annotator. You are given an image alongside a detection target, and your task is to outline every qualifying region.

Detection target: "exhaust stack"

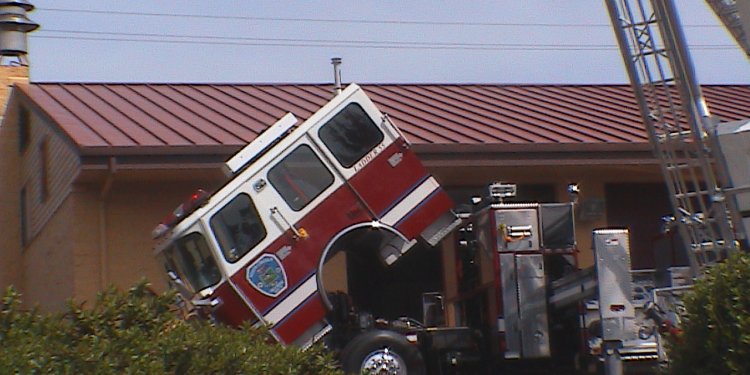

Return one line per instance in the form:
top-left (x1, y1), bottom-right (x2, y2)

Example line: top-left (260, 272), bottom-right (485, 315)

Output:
top-left (331, 57), bottom-right (342, 96)
top-left (0, 0), bottom-right (39, 66)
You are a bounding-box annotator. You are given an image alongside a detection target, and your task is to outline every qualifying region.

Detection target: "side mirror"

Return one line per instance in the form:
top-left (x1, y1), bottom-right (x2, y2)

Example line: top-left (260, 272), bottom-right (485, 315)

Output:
top-left (192, 287), bottom-right (222, 309)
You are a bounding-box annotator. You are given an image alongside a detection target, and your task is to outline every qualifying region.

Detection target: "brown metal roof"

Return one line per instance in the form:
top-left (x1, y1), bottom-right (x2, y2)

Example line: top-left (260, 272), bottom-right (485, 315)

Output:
top-left (15, 83), bottom-right (750, 157)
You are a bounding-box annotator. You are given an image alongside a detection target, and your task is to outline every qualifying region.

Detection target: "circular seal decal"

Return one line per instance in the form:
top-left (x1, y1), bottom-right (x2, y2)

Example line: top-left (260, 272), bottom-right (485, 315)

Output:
top-left (246, 254), bottom-right (288, 298)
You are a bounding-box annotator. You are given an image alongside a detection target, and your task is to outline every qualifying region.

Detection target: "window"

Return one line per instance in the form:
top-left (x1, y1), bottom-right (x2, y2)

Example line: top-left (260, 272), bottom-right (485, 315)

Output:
top-left (210, 193), bottom-right (267, 263)
top-left (319, 103), bottom-right (384, 168)
top-left (18, 107), bottom-right (30, 153)
top-left (268, 145), bottom-right (334, 211)
top-left (39, 138), bottom-right (49, 202)
top-left (163, 232), bottom-right (221, 292)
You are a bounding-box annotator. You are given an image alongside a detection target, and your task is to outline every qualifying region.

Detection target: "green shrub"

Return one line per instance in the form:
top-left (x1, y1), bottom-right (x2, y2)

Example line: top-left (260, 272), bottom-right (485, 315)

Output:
top-left (667, 252), bottom-right (750, 375)
top-left (0, 281), bottom-right (342, 374)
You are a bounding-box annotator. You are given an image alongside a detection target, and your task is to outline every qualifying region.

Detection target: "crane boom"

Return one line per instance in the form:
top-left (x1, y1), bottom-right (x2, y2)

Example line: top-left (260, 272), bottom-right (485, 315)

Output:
top-left (604, 0), bottom-right (745, 276)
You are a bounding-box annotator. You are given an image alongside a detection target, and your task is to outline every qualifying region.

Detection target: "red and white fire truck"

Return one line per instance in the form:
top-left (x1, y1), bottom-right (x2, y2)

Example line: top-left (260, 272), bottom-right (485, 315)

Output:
top-left (152, 83), bottom-right (462, 369)
top-left (152, 83), bottom-right (662, 374)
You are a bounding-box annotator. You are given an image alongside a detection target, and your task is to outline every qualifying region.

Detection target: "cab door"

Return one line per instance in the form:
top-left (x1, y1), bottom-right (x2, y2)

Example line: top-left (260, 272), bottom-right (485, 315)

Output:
top-left (212, 137), bottom-right (366, 346)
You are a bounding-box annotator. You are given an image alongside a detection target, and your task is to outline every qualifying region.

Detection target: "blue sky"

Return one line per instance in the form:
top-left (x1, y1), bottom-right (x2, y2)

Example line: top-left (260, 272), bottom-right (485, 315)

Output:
top-left (25, 1), bottom-right (750, 84)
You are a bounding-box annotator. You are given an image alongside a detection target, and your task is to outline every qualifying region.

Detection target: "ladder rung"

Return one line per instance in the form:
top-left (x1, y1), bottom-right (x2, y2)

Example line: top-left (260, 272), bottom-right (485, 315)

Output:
top-left (674, 191), bottom-right (709, 199)
top-left (635, 48), bottom-right (667, 58)
top-left (624, 18), bottom-right (659, 29)
top-left (646, 77), bottom-right (676, 86)
top-left (656, 130), bottom-right (692, 139)
top-left (666, 163), bottom-right (695, 171)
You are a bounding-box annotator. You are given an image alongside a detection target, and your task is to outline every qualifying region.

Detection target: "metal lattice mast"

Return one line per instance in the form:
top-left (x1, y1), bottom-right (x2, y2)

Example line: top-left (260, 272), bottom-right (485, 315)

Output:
top-left (604, 0), bottom-right (741, 275)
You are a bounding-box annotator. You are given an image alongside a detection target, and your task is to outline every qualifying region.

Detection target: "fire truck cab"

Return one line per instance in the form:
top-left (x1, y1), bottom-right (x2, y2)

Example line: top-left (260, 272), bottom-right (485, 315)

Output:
top-left (152, 83), bottom-right (460, 360)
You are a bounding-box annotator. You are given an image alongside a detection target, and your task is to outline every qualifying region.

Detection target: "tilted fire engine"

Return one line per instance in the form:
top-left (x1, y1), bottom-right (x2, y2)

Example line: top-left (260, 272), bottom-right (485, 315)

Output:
top-left (152, 83), bottom-right (463, 371)
top-left (151, 1), bottom-right (750, 373)
top-left (152, 83), bottom-right (665, 374)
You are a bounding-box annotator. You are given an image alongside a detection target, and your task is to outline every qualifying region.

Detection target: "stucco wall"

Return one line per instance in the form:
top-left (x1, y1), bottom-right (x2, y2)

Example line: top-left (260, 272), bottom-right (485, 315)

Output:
top-left (99, 178), bottom-right (224, 295)
top-left (0, 88), bottom-right (83, 309)
top-left (70, 185), bottom-right (106, 306)
top-left (21, 196), bottom-right (75, 311)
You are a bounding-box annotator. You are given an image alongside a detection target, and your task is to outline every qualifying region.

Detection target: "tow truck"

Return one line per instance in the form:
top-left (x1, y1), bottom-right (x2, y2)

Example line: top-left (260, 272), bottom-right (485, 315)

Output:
top-left (151, 1), bottom-right (750, 374)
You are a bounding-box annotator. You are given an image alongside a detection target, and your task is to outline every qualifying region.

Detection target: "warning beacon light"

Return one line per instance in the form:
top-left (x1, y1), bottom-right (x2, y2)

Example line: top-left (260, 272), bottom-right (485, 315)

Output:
top-left (152, 189), bottom-right (210, 239)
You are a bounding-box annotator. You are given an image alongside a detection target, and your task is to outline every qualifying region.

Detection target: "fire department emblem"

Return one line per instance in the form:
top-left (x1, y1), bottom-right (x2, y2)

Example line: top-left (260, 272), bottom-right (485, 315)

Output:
top-left (246, 254), bottom-right (288, 297)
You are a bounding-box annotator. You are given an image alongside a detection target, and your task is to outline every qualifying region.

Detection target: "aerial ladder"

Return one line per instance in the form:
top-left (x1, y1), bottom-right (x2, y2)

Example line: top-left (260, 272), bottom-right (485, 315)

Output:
top-left (601, 1), bottom-right (750, 373)
top-left (604, 0), bottom-right (749, 277)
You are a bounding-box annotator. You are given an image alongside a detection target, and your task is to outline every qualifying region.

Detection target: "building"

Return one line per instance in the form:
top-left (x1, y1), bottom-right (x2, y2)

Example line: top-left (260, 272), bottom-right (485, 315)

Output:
top-left (2, 65), bottom-right (750, 311)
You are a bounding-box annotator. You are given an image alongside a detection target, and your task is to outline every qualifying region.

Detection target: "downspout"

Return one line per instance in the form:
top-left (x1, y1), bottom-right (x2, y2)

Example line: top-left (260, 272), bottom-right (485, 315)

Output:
top-left (99, 157), bottom-right (116, 289)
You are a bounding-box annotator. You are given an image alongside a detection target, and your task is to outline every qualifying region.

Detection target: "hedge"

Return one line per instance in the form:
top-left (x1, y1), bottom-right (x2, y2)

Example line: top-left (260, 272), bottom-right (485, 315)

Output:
top-left (667, 252), bottom-right (750, 375)
top-left (0, 281), bottom-right (342, 374)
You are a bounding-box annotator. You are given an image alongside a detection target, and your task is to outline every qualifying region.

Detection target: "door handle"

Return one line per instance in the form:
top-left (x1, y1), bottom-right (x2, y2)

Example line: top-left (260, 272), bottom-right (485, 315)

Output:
top-left (270, 207), bottom-right (307, 239)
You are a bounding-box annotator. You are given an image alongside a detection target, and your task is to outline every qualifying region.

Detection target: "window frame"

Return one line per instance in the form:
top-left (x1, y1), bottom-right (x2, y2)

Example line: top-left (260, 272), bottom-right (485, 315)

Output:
top-left (267, 144), bottom-right (335, 211)
top-left (209, 193), bottom-right (268, 263)
top-left (317, 102), bottom-right (384, 168)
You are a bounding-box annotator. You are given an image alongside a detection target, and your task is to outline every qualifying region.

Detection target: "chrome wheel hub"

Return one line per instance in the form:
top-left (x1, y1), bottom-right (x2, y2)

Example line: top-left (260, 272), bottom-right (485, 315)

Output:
top-left (360, 348), bottom-right (406, 375)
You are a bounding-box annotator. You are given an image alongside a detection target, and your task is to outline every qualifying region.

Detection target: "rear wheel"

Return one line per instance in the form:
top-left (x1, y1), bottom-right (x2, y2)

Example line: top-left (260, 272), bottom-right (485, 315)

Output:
top-left (340, 330), bottom-right (425, 375)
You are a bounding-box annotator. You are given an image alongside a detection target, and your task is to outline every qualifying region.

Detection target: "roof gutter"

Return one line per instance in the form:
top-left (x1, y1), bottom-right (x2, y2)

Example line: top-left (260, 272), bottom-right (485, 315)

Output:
top-left (411, 142), bottom-right (657, 167)
top-left (75, 142), bottom-right (657, 170)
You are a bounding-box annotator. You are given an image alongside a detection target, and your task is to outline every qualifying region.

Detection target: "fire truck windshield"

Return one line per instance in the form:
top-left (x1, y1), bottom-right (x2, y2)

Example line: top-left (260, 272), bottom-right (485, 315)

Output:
top-left (163, 232), bottom-right (221, 293)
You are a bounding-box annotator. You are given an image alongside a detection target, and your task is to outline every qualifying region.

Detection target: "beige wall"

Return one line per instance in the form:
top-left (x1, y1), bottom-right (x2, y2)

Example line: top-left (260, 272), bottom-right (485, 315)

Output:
top-left (97, 177), bottom-right (224, 295)
top-left (21, 196), bottom-right (75, 311)
top-left (70, 185), bottom-right (106, 306)
top-left (1, 90), bottom-right (82, 309)
top-left (8, 174), bottom-right (226, 310)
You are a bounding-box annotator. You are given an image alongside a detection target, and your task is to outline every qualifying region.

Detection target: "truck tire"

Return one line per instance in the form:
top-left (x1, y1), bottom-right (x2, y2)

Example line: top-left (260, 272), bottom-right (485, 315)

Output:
top-left (340, 330), bottom-right (426, 375)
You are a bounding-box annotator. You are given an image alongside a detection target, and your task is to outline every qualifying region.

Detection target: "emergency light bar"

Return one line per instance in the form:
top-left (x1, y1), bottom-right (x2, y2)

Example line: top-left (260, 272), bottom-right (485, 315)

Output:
top-left (152, 189), bottom-right (210, 239)
top-left (224, 112), bottom-right (298, 176)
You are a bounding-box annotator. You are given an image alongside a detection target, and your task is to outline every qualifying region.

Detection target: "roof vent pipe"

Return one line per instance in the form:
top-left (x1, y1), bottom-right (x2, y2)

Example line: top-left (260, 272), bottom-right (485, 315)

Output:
top-left (0, 0), bottom-right (39, 66)
top-left (331, 57), bottom-right (342, 96)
